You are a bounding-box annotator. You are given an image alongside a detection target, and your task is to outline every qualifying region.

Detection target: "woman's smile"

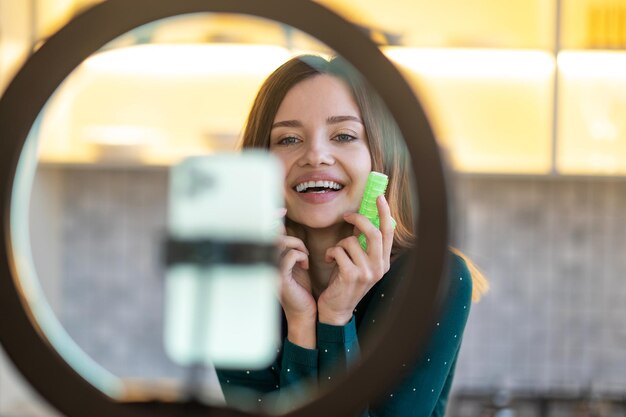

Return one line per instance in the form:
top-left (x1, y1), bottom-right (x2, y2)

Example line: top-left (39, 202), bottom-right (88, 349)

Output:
top-left (290, 172), bottom-right (345, 203)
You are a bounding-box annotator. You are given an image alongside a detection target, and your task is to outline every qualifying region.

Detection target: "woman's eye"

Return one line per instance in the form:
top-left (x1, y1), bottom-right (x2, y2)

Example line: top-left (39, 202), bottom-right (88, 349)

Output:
top-left (334, 133), bottom-right (357, 142)
top-left (276, 136), bottom-right (301, 146)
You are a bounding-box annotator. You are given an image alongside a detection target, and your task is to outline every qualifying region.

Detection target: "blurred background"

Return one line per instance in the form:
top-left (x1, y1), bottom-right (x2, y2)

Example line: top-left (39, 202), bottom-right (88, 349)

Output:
top-left (1, 0), bottom-right (626, 416)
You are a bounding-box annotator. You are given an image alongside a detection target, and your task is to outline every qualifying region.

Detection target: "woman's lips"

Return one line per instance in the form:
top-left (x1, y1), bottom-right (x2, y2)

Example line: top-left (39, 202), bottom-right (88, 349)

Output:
top-left (291, 173), bottom-right (345, 190)
top-left (292, 188), bottom-right (342, 204)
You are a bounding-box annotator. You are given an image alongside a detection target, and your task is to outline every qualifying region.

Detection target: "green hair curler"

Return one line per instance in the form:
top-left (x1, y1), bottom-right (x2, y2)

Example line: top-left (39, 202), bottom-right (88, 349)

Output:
top-left (357, 171), bottom-right (396, 251)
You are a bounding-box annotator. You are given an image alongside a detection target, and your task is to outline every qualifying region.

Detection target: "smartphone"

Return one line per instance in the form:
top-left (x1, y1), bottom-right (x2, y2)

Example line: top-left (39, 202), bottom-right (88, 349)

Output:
top-left (163, 151), bottom-right (283, 370)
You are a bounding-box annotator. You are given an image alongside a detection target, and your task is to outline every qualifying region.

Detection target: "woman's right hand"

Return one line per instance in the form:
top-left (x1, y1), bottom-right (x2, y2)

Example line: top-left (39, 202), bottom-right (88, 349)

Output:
top-left (276, 217), bottom-right (317, 348)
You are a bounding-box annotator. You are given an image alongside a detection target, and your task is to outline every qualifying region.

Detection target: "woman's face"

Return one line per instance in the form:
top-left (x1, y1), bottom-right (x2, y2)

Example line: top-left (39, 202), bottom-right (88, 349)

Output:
top-left (269, 74), bottom-right (372, 229)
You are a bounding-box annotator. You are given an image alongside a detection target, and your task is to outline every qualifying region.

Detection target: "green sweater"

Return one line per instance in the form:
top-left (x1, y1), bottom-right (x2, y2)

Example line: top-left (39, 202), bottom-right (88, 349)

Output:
top-left (216, 252), bottom-right (472, 416)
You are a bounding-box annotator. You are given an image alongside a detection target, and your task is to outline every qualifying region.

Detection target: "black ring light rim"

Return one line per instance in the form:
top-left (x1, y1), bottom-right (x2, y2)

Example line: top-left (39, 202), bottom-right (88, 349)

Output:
top-left (0, 1), bottom-right (449, 417)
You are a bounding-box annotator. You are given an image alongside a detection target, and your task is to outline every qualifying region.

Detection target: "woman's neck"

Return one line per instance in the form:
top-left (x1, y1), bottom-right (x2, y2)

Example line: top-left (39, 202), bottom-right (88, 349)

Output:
top-left (298, 222), bottom-right (353, 298)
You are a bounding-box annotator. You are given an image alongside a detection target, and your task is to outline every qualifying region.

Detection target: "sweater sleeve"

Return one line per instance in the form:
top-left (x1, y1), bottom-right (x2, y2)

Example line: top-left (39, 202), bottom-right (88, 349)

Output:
top-left (317, 315), bottom-right (361, 384)
top-left (216, 363), bottom-right (279, 407)
top-left (216, 338), bottom-right (318, 408)
top-left (280, 337), bottom-right (319, 387)
top-left (365, 253), bottom-right (473, 417)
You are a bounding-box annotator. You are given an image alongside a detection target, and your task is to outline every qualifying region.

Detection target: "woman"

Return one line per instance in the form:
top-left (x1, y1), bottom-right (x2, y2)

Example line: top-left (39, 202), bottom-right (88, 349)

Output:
top-left (216, 55), bottom-right (488, 416)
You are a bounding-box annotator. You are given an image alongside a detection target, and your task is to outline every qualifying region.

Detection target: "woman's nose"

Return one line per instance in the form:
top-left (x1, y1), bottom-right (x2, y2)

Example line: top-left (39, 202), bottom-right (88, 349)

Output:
top-left (298, 138), bottom-right (334, 167)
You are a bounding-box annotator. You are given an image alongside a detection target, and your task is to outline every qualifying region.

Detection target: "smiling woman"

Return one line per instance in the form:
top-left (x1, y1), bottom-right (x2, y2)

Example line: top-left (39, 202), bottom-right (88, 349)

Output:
top-left (215, 54), bottom-right (487, 416)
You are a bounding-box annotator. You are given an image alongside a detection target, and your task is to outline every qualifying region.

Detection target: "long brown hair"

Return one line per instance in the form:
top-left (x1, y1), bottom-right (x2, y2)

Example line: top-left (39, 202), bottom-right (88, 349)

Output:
top-left (239, 55), bottom-right (488, 301)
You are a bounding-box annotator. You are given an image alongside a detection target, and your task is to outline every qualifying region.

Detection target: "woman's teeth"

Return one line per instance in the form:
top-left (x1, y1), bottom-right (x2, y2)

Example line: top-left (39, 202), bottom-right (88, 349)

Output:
top-left (295, 180), bottom-right (343, 193)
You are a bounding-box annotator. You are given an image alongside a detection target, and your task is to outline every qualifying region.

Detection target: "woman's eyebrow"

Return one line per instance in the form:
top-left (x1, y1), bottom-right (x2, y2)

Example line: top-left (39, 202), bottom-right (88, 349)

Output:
top-left (272, 120), bottom-right (302, 128)
top-left (326, 115), bottom-right (363, 125)
top-left (272, 116), bottom-right (362, 129)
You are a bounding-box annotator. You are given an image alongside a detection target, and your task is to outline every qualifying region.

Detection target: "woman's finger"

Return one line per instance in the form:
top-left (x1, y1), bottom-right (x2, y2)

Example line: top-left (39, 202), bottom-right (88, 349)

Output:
top-left (337, 235), bottom-right (381, 281)
top-left (325, 246), bottom-right (357, 278)
top-left (343, 212), bottom-right (383, 258)
top-left (274, 207), bottom-right (288, 235)
top-left (281, 249), bottom-right (309, 275)
top-left (338, 235), bottom-right (369, 265)
top-left (376, 195), bottom-right (394, 267)
top-left (277, 235), bottom-right (309, 256)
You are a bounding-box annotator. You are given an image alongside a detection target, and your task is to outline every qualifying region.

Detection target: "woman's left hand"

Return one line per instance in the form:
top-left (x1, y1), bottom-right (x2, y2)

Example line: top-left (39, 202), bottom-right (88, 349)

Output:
top-left (317, 195), bottom-right (394, 325)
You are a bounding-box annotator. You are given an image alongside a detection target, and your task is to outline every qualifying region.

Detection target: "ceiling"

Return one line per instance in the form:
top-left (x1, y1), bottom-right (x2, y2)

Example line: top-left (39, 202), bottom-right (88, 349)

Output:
top-left (5, 0), bottom-right (626, 175)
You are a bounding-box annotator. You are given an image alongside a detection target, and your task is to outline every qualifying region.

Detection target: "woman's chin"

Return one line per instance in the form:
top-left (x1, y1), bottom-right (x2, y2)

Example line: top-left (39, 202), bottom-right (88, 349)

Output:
top-left (295, 216), bottom-right (345, 231)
